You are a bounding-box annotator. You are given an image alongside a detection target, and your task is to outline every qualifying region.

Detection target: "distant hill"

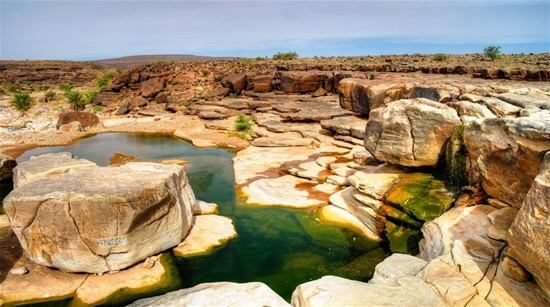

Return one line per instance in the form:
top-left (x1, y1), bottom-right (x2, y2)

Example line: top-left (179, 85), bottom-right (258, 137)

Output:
top-left (93, 55), bottom-right (236, 70)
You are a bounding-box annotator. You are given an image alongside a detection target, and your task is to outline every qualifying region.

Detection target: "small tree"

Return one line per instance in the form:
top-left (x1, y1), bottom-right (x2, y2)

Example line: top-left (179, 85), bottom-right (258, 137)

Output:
top-left (484, 46), bottom-right (501, 61)
top-left (10, 93), bottom-right (35, 112)
top-left (273, 51), bottom-right (299, 61)
top-left (66, 90), bottom-right (87, 110)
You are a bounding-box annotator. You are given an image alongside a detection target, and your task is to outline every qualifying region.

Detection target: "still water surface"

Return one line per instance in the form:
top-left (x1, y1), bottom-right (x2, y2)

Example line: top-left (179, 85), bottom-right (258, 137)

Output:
top-left (6, 133), bottom-right (388, 302)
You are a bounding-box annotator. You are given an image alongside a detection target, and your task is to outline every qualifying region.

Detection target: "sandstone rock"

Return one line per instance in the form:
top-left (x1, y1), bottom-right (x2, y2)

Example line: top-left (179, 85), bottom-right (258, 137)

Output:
top-left (491, 92), bottom-right (550, 110)
top-left (252, 135), bottom-right (314, 147)
top-left (338, 78), bottom-right (409, 115)
top-left (58, 121), bottom-right (84, 132)
top-left (318, 205), bottom-right (380, 241)
top-left (203, 87), bottom-right (230, 100)
top-left (352, 150), bottom-right (379, 165)
top-left (242, 175), bottom-right (336, 208)
top-left (420, 205), bottom-right (498, 262)
top-left (459, 94), bottom-right (521, 117)
top-left (221, 73), bottom-right (247, 94)
top-left (347, 164), bottom-right (404, 200)
top-left (501, 255), bottom-right (530, 282)
top-left (173, 215), bottom-right (237, 258)
top-left (128, 282), bottom-right (290, 307)
top-left (197, 111), bottom-right (229, 120)
top-left (0, 233), bottom-right (87, 306)
top-left (329, 187), bottom-right (384, 237)
top-left (141, 77), bottom-right (165, 98)
top-left (128, 96), bottom-right (148, 109)
top-left (281, 158), bottom-right (331, 182)
top-left (174, 123), bottom-right (249, 150)
top-left (369, 253), bottom-right (427, 285)
top-left (417, 258), bottom-right (477, 307)
top-left (486, 258), bottom-right (550, 307)
top-left (291, 275), bottom-right (446, 307)
top-left (232, 146), bottom-right (315, 188)
top-left (507, 151), bottom-right (550, 294)
top-left (192, 200), bottom-right (218, 215)
top-left (448, 100), bottom-right (497, 119)
top-left (4, 156), bottom-right (194, 273)
top-left (280, 71), bottom-right (325, 94)
top-left (311, 87), bottom-right (328, 97)
top-left (72, 253), bottom-right (182, 306)
top-left (155, 92), bottom-right (168, 104)
top-left (487, 207), bottom-right (518, 241)
top-left (0, 153), bottom-right (16, 181)
top-left (12, 152), bottom-right (96, 188)
top-left (320, 115), bottom-right (368, 137)
top-left (251, 74), bottom-right (273, 93)
top-left (463, 117), bottom-right (550, 208)
top-left (365, 98), bottom-right (461, 167)
top-left (56, 111), bottom-right (100, 129)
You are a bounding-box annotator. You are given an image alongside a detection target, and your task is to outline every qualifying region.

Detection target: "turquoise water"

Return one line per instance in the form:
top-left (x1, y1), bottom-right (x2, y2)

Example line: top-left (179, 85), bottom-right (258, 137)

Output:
top-left (10, 133), bottom-right (390, 303)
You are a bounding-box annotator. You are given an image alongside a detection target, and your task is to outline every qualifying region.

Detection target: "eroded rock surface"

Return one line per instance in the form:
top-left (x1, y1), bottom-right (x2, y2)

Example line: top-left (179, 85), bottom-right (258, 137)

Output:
top-left (364, 98), bottom-right (460, 167)
top-left (4, 153), bottom-right (195, 273)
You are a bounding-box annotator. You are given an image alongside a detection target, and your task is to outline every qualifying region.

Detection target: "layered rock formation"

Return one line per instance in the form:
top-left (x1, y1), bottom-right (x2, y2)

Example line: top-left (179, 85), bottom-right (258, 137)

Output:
top-left (4, 152), bottom-right (195, 273)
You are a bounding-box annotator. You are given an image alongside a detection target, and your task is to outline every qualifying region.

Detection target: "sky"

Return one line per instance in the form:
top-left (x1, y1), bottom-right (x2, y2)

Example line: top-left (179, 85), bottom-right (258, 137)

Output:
top-left (1, 0), bottom-right (549, 61)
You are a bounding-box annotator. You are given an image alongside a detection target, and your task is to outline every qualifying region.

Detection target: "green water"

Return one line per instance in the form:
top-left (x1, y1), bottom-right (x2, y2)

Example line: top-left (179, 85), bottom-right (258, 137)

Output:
top-left (9, 133), bottom-right (390, 303)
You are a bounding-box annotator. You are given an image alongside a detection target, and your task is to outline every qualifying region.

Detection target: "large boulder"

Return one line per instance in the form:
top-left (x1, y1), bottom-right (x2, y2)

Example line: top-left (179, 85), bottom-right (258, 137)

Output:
top-left (141, 77), bottom-right (166, 98)
top-left (56, 111), bottom-right (100, 129)
top-left (364, 98), bottom-right (461, 167)
top-left (3, 153), bottom-right (195, 273)
top-left (338, 78), bottom-right (409, 115)
top-left (128, 282), bottom-right (290, 307)
top-left (463, 117), bottom-right (550, 208)
top-left (507, 151), bottom-right (550, 295)
top-left (0, 153), bottom-right (16, 181)
top-left (221, 73), bottom-right (247, 94)
top-left (280, 71), bottom-right (326, 94)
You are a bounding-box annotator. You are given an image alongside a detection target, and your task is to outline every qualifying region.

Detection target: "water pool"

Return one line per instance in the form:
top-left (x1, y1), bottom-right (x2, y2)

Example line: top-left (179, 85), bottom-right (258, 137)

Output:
top-left (6, 133), bottom-right (392, 303)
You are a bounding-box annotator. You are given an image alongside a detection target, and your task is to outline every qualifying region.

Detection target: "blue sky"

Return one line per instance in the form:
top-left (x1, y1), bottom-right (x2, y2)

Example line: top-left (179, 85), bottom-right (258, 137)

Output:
top-left (1, 0), bottom-right (549, 60)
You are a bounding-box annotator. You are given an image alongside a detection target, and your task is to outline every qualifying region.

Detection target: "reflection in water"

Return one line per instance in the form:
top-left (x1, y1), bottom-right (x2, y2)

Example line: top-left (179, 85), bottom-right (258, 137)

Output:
top-left (10, 133), bottom-right (388, 302)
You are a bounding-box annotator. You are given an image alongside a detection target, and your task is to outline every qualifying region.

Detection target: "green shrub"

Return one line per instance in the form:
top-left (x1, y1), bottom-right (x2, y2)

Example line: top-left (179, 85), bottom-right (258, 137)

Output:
top-left (235, 114), bottom-right (254, 132)
top-left (85, 90), bottom-right (98, 105)
top-left (433, 53), bottom-right (448, 61)
top-left (484, 46), bottom-right (501, 61)
top-left (92, 105), bottom-right (104, 113)
top-left (0, 88), bottom-right (5, 95)
top-left (10, 92), bottom-right (35, 111)
top-left (96, 73), bottom-right (116, 90)
top-left (44, 90), bottom-right (56, 102)
top-left (171, 79), bottom-right (180, 85)
top-left (272, 51), bottom-right (299, 61)
top-left (59, 83), bottom-right (74, 93)
top-left (178, 101), bottom-right (190, 107)
top-left (228, 93), bottom-right (238, 99)
top-left (66, 90), bottom-right (87, 110)
top-left (153, 60), bottom-right (166, 64)
top-left (116, 68), bottom-right (123, 74)
top-left (38, 85), bottom-right (50, 91)
top-left (255, 56), bottom-right (265, 61)
top-left (7, 83), bottom-right (22, 94)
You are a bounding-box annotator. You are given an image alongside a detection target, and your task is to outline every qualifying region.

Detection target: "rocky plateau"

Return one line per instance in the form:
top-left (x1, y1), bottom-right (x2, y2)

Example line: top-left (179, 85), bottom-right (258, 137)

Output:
top-left (0, 55), bottom-right (549, 306)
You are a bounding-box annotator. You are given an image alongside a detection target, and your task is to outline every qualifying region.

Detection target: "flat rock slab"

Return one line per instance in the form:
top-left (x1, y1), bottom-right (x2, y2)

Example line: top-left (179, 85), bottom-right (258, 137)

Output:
top-left (242, 175), bottom-right (338, 208)
top-left (72, 253), bottom-right (181, 306)
top-left (173, 215), bottom-right (238, 258)
top-left (251, 135), bottom-right (314, 147)
top-left (192, 200), bottom-right (218, 215)
top-left (0, 233), bottom-right (87, 306)
top-left (128, 282), bottom-right (290, 307)
top-left (320, 115), bottom-right (368, 138)
top-left (13, 151), bottom-right (96, 188)
top-left (174, 123), bottom-right (249, 150)
top-left (233, 146), bottom-right (316, 188)
top-left (319, 205), bottom-right (380, 241)
top-left (291, 275), bottom-right (446, 307)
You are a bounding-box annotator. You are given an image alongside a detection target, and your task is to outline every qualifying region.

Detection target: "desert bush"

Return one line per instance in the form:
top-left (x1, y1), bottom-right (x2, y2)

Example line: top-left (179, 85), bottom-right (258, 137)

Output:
top-left (0, 88), bottom-right (5, 95)
top-left (484, 46), bottom-right (501, 61)
top-left (92, 105), bottom-right (104, 113)
top-left (235, 114), bottom-right (253, 132)
top-left (96, 73), bottom-right (116, 90)
top-left (255, 56), bottom-right (265, 61)
top-left (10, 93), bottom-right (35, 112)
top-left (433, 53), bottom-right (448, 61)
top-left (272, 51), bottom-right (299, 61)
top-left (38, 85), bottom-right (50, 91)
top-left (44, 91), bottom-right (56, 102)
top-left (7, 83), bottom-right (22, 94)
top-left (85, 90), bottom-right (98, 105)
top-left (59, 82), bottom-right (74, 93)
top-left (66, 90), bottom-right (86, 110)
top-left (228, 93), bottom-right (238, 99)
